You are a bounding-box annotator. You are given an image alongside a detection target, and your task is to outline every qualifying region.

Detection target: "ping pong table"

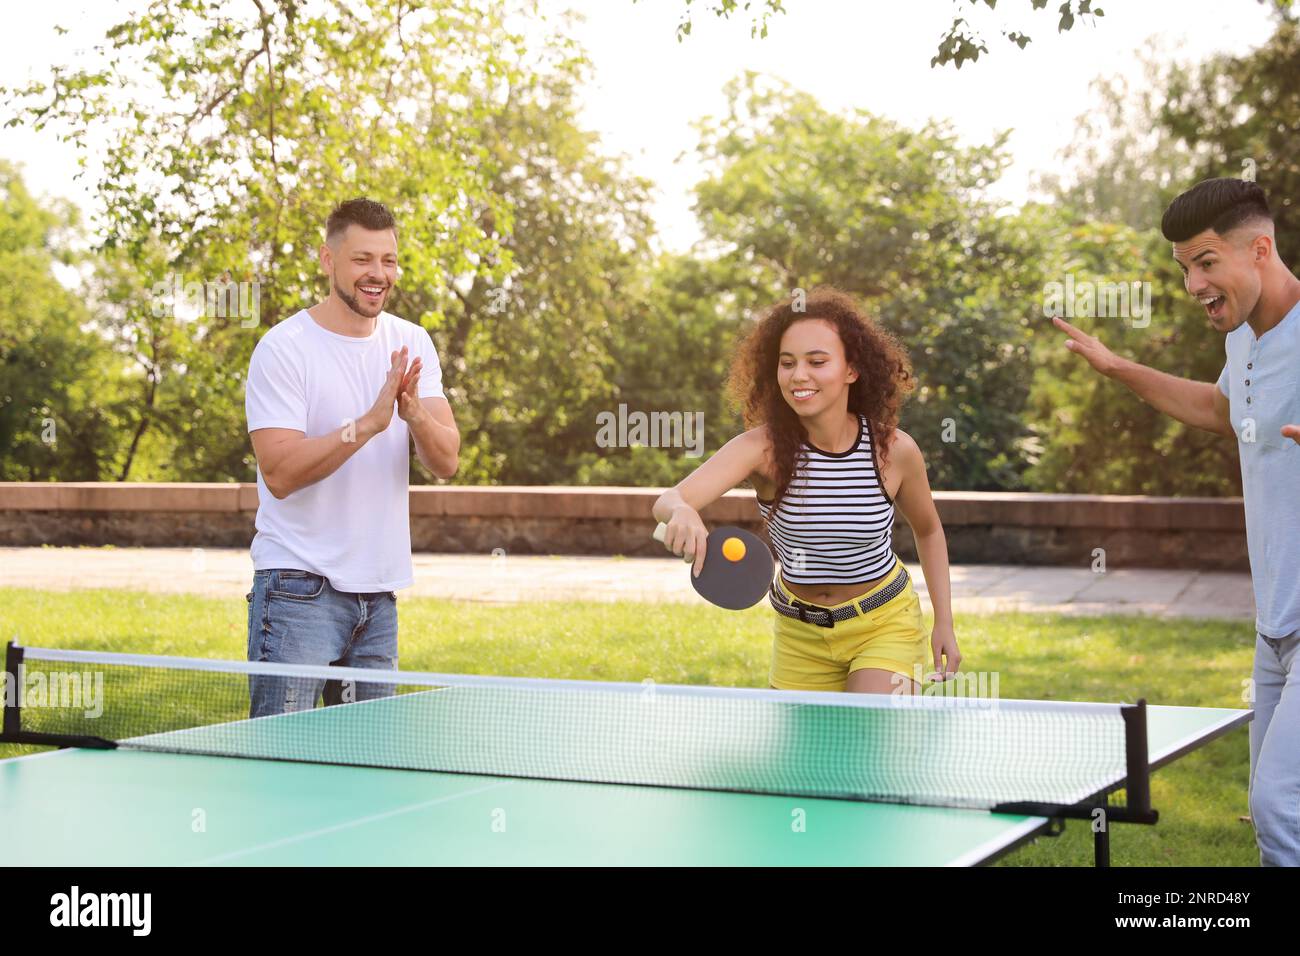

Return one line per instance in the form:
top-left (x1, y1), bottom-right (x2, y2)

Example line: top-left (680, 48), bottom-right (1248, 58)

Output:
top-left (1, 647), bottom-right (1251, 866)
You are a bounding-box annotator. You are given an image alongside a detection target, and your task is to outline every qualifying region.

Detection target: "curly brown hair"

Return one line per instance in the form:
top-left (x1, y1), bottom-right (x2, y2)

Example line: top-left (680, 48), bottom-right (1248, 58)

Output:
top-left (726, 288), bottom-right (915, 525)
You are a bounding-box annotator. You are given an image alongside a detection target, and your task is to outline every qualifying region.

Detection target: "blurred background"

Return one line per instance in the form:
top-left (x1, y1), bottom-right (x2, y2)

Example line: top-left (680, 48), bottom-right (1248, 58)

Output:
top-left (3, 0), bottom-right (1294, 496)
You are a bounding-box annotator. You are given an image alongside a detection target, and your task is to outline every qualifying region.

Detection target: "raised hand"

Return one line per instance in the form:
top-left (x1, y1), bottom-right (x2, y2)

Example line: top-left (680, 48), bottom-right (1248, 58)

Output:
top-left (361, 347), bottom-right (414, 436)
top-left (1053, 316), bottom-right (1122, 377)
top-left (396, 357), bottom-right (426, 423)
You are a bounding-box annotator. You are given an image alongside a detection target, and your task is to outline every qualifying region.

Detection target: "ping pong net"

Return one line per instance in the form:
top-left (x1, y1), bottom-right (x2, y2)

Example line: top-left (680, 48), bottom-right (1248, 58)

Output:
top-left (3, 642), bottom-right (1155, 818)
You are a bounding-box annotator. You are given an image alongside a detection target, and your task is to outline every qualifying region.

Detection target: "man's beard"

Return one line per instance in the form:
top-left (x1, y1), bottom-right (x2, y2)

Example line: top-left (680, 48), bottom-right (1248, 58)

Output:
top-left (337, 282), bottom-right (384, 317)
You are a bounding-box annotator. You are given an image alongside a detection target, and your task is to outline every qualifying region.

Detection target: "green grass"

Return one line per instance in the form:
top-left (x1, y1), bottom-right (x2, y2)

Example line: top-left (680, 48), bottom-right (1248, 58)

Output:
top-left (0, 587), bottom-right (1259, 866)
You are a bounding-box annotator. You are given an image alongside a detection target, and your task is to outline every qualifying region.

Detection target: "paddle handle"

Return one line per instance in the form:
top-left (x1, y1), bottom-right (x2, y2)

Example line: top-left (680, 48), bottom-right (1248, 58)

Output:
top-left (653, 522), bottom-right (694, 563)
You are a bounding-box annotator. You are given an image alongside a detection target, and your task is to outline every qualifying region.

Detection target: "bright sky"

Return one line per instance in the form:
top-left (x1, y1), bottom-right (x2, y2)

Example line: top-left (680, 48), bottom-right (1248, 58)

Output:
top-left (0, 0), bottom-right (1280, 252)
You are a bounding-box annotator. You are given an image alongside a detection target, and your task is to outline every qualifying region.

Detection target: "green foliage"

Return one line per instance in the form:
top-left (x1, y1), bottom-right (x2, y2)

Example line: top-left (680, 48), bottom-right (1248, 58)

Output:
top-left (424, 18), bottom-right (658, 485)
top-left (1021, 23), bottom-right (1300, 496)
top-left (0, 163), bottom-right (134, 480)
top-left (931, 2), bottom-right (1105, 70)
top-left (3, 1), bottom-right (669, 487)
top-left (1024, 218), bottom-right (1239, 494)
top-left (1035, 56), bottom-right (1199, 233)
top-left (1161, 17), bottom-right (1300, 272)
top-left (4, 0), bottom-right (526, 481)
top-left (567, 252), bottom-right (761, 487)
top-left (6, 6), bottom-right (1298, 496)
top-left (653, 0), bottom-right (788, 41)
top-left (688, 74), bottom-right (1042, 490)
top-left (654, 0), bottom-right (1121, 69)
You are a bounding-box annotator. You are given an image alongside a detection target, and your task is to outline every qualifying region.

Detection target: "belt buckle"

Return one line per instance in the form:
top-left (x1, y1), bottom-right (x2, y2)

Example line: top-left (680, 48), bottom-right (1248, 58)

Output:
top-left (790, 599), bottom-right (834, 629)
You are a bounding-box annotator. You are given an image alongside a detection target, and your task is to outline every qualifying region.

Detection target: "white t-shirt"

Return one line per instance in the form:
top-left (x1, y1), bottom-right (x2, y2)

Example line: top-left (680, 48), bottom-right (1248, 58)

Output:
top-left (245, 309), bottom-right (445, 592)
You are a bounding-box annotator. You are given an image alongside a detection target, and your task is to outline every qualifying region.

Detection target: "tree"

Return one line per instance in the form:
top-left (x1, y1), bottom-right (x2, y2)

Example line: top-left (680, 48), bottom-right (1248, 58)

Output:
top-left (688, 73), bottom-right (1043, 489)
top-left (407, 10), bottom-right (659, 485)
top-left (1161, 16), bottom-right (1300, 272)
top-left (1034, 53), bottom-right (1200, 233)
top-left (568, 251), bottom-right (763, 486)
top-left (1024, 218), bottom-right (1240, 495)
top-left (0, 162), bottom-right (132, 480)
top-left (3, 1), bottom-right (665, 486)
top-left (3, 0), bottom-right (530, 481)
top-left (1022, 17), bottom-right (1300, 496)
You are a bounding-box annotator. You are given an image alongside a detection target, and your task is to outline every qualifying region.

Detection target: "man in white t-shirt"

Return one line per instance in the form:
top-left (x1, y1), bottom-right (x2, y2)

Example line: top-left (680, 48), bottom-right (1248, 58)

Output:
top-left (243, 198), bottom-right (459, 716)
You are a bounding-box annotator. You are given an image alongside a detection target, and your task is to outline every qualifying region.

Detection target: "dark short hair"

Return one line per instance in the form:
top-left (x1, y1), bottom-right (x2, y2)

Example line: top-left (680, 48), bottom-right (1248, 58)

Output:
top-left (325, 198), bottom-right (397, 246)
top-left (1160, 178), bottom-right (1271, 242)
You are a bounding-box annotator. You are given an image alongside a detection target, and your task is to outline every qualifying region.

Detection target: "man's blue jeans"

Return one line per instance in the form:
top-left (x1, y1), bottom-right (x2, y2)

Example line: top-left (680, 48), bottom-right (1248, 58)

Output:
top-left (246, 569), bottom-right (398, 719)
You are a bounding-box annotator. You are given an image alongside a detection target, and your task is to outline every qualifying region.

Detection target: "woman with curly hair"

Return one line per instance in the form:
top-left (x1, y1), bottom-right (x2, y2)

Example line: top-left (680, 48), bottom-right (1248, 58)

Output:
top-left (652, 288), bottom-right (961, 693)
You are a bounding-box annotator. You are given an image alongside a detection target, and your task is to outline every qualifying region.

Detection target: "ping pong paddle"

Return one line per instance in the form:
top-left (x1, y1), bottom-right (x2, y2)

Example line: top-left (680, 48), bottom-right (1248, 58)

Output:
top-left (653, 523), bottom-right (774, 610)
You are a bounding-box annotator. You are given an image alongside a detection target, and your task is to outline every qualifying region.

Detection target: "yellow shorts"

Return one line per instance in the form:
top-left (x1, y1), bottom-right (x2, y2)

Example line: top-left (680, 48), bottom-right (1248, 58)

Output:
top-left (769, 559), bottom-right (929, 692)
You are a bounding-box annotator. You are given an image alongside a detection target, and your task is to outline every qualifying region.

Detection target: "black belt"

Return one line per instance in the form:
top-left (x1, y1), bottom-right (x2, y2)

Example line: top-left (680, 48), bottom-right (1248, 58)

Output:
top-left (768, 565), bottom-right (910, 629)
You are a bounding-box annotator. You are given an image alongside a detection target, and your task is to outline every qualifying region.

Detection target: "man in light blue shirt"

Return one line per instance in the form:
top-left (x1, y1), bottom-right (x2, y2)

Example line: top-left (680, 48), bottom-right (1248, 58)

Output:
top-left (1056, 178), bottom-right (1300, 866)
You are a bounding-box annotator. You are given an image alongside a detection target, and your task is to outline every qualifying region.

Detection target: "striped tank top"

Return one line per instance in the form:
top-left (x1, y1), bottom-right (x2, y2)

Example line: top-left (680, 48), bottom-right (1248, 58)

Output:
top-left (755, 415), bottom-right (896, 585)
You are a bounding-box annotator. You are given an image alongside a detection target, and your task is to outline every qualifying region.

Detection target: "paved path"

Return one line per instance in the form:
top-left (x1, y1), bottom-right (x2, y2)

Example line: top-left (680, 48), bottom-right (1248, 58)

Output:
top-left (0, 547), bottom-right (1256, 621)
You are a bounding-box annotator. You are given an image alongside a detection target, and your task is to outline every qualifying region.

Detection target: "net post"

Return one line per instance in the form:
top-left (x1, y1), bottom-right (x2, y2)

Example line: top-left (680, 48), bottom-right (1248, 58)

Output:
top-left (3, 641), bottom-right (22, 740)
top-left (1121, 699), bottom-right (1154, 822)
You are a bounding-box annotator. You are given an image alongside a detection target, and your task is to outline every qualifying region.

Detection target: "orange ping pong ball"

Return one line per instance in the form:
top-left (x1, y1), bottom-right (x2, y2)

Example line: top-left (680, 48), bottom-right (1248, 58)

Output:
top-left (722, 536), bottom-right (747, 562)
